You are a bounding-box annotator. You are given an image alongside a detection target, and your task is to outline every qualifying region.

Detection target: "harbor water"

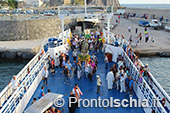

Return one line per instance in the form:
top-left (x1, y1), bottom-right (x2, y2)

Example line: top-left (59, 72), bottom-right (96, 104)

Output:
top-left (140, 57), bottom-right (170, 96)
top-left (121, 4), bottom-right (170, 9)
top-left (0, 60), bottom-right (28, 92)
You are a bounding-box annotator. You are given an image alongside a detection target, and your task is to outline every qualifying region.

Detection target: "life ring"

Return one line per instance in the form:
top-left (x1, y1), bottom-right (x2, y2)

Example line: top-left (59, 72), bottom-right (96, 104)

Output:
top-left (28, 67), bottom-right (30, 74)
top-left (162, 98), bottom-right (165, 107)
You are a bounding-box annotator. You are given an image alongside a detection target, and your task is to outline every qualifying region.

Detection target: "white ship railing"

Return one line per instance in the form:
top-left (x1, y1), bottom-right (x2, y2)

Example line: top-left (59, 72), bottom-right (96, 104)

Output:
top-left (0, 51), bottom-right (41, 108)
top-left (122, 50), bottom-right (167, 113)
top-left (137, 57), bottom-right (170, 109)
top-left (0, 52), bottom-right (49, 113)
top-left (103, 29), bottom-right (169, 113)
top-left (0, 28), bottom-right (71, 112)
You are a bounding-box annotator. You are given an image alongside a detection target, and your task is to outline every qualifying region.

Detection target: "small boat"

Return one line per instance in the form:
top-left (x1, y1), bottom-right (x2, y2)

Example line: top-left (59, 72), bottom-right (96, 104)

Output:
top-left (139, 21), bottom-right (150, 27)
top-left (149, 19), bottom-right (162, 29)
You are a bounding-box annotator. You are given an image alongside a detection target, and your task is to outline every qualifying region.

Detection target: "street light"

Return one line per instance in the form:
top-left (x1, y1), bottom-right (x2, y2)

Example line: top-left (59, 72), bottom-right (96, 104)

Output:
top-left (84, 0), bottom-right (86, 14)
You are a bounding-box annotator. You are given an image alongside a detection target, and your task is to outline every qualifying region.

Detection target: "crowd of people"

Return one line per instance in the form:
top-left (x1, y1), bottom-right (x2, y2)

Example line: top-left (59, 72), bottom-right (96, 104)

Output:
top-left (33, 30), bottom-right (107, 113)
top-left (127, 26), bottom-right (155, 47)
top-left (26, 24), bottom-right (158, 113)
top-left (8, 27), bottom-right (156, 112)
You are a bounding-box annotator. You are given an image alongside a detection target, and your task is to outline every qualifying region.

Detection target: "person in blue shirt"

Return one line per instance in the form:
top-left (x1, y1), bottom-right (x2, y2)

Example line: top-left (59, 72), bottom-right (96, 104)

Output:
top-left (129, 77), bottom-right (133, 96)
top-left (38, 86), bottom-right (45, 99)
top-left (62, 59), bottom-right (66, 67)
top-left (72, 60), bottom-right (77, 76)
top-left (122, 42), bottom-right (127, 51)
top-left (115, 39), bottom-right (119, 47)
top-left (125, 75), bottom-right (130, 94)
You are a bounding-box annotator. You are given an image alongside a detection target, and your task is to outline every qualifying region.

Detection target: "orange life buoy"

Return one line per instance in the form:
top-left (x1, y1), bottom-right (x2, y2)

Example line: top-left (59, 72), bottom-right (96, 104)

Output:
top-left (28, 67), bottom-right (30, 74)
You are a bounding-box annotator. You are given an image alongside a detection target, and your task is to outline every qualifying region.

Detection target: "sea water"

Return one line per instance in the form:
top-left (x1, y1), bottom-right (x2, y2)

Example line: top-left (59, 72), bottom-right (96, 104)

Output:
top-left (121, 4), bottom-right (170, 9)
top-left (0, 60), bottom-right (28, 92)
top-left (140, 57), bottom-right (170, 95)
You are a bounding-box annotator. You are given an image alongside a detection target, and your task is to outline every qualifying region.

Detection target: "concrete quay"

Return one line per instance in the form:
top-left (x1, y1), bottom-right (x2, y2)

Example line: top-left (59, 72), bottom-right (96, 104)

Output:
top-left (110, 15), bottom-right (170, 57)
top-left (0, 39), bottom-right (43, 60)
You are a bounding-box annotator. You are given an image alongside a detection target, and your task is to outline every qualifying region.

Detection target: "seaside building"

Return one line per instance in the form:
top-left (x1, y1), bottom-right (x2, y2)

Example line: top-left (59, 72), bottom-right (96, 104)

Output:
top-left (87, 0), bottom-right (120, 6)
top-left (50, 0), bottom-right (63, 6)
top-left (64, 0), bottom-right (71, 5)
top-left (49, 0), bottom-right (120, 6)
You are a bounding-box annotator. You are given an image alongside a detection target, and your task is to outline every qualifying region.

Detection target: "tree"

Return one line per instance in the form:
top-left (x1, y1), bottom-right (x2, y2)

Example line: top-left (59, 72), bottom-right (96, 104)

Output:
top-left (74, 0), bottom-right (84, 5)
top-left (8, 0), bottom-right (18, 9)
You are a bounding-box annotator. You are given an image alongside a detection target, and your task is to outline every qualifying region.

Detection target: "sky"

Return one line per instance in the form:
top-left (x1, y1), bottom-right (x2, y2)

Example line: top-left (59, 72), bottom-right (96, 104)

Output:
top-left (119, 0), bottom-right (170, 4)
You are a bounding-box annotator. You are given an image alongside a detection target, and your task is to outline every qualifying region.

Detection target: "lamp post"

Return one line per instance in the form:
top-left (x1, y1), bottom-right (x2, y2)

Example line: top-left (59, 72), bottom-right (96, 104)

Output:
top-left (84, 0), bottom-right (87, 14)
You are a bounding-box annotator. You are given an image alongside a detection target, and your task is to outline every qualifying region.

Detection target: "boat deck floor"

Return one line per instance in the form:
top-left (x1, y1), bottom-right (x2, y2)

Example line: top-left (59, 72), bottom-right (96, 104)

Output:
top-left (25, 50), bottom-right (145, 113)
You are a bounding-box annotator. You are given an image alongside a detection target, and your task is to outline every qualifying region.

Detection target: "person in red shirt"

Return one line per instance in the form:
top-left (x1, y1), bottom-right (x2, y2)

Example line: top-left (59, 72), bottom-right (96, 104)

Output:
top-left (51, 58), bottom-right (55, 75)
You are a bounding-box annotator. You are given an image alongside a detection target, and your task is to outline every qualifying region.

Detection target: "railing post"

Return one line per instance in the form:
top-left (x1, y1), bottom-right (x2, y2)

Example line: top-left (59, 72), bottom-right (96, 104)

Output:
top-left (58, 6), bottom-right (60, 15)
top-left (84, 0), bottom-right (87, 14)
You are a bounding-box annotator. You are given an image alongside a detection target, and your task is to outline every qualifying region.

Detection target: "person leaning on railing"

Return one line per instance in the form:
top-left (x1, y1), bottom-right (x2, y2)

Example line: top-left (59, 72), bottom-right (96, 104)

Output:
top-left (8, 75), bottom-right (20, 93)
top-left (38, 48), bottom-right (44, 60)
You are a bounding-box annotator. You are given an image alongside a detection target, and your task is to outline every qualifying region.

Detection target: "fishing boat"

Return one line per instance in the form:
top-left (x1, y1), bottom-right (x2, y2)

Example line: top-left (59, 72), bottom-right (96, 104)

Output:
top-left (0, 5), bottom-right (170, 113)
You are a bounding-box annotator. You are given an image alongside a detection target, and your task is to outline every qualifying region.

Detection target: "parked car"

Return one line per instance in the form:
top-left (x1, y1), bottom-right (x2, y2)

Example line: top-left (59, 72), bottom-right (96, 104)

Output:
top-left (139, 21), bottom-right (150, 27)
top-left (104, 23), bottom-right (116, 30)
top-left (149, 19), bottom-right (162, 30)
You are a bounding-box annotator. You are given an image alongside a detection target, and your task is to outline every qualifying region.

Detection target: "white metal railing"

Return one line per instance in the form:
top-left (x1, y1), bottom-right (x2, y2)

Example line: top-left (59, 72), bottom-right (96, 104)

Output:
top-left (0, 52), bottom-right (40, 107)
top-left (137, 58), bottom-right (170, 109)
top-left (0, 52), bottom-right (49, 113)
top-left (122, 50), bottom-right (167, 113)
top-left (0, 29), bottom-right (71, 112)
top-left (103, 29), bottom-right (169, 112)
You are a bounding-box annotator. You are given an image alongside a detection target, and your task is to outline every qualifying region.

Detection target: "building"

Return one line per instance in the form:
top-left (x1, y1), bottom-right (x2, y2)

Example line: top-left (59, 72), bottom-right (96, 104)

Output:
top-left (50, 0), bottom-right (63, 6)
top-left (0, 0), bottom-right (8, 2)
top-left (87, 0), bottom-right (120, 6)
top-left (64, 0), bottom-right (71, 4)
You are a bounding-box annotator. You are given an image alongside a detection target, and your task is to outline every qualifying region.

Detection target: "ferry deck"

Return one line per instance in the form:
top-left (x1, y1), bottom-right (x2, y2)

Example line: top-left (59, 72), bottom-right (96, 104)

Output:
top-left (0, 5), bottom-right (170, 113)
top-left (25, 49), bottom-right (145, 113)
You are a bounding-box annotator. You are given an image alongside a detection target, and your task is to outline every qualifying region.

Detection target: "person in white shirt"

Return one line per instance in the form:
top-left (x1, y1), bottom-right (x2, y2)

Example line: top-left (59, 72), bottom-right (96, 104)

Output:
top-left (106, 69), bottom-right (114, 90)
top-left (120, 74), bottom-right (126, 93)
top-left (55, 53), bottom-right (60, 68)
top-left (65, 48), bottom-right (69, 61)
top-left (96, 75), bottom-right (102, 93)
top-left (84, 63), bottom-right (89, 78)
top-left (118, 58), bottom-right (124, 68)
top-left (9, 75), bottom-right (20, 93)
top-left (43, 67), bottom-right (49, 86)
top-left (104, 54), bottom-right (108, 69)
top-left (72, 50), bottom-right (77, 61)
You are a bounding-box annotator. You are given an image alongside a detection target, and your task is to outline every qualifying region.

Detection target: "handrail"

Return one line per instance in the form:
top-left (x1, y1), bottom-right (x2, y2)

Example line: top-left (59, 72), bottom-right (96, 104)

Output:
top-left (0, 52), bottom-right (49, 113)
top-left (0, 28), bottom-right (70, 112)
top-left (103, 28), bottom-right (168, 112)
top-left (137, 58), bottom-right (170, 103)
top-left (103, 29), bottom-right (170, 107)
top-left (0, 52), bottom-right (40, 107)
top-left (122, 49), bottom-right (167, 113)
top-left (0, 29), bottom-right (70, 107)
top-left (128, 45), bottom-right (170, 105)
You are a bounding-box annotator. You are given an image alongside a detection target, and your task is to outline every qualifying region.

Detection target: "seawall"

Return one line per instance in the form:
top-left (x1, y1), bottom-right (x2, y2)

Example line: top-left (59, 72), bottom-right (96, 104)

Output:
top-left (0, 16), bottom-right (76, 41)
top-left (0, 16), bottom-right (82, 59)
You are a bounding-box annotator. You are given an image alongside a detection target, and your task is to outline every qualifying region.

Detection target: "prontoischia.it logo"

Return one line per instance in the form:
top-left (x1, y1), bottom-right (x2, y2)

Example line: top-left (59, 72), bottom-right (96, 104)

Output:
top-left (54, 97), bottom-right (160, 108)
